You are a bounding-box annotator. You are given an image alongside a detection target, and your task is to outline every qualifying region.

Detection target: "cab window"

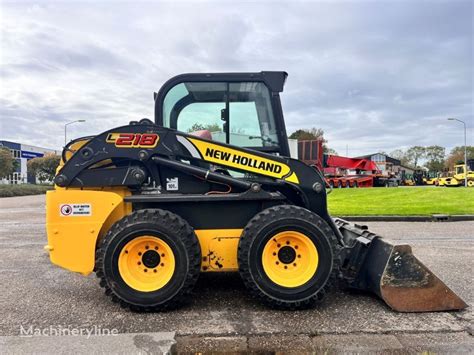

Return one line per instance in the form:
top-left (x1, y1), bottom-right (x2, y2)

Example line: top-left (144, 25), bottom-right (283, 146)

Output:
top-left (162, 81), bottom-right (280, 150)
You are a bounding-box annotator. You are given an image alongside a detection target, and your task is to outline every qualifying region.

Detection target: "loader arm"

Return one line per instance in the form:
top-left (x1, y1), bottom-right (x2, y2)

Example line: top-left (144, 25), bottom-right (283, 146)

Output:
top-left (55, 121), bottom-right (332, 227)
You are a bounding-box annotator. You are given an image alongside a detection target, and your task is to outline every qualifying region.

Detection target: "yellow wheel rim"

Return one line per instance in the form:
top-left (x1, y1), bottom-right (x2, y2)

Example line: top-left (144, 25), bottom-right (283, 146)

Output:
top-left (262, 231), bottom-right (319, 288)
top-left (468, 180), bottom-right (474, 187)
top-left (118, 236), bottom-right (175, 292)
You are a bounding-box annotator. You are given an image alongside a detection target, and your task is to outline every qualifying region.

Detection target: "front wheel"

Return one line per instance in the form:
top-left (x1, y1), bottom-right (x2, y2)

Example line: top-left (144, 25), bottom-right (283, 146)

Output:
top-left (238, 205), bottom-right (340, 309)
top-left (95, 209), bottom-right (201, 311)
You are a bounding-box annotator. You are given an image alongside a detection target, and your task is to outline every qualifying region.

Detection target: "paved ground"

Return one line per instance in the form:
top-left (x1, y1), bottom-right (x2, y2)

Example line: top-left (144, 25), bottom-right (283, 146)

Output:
top-left (0, 194), bottom-right (472, 353)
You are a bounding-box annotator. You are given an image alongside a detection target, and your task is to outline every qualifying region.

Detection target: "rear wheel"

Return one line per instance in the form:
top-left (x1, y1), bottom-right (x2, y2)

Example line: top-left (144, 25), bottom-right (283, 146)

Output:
top-left (238, 205), bottom-right (340, 309)
top-left (95, 209), bottom-right (201, 311)
top-left (467, 180), bottom-right (474, 187)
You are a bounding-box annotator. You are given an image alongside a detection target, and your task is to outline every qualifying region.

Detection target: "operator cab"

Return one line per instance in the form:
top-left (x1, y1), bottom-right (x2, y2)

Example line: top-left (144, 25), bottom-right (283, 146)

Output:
top-left (154, 72), bottom-right (291, 157)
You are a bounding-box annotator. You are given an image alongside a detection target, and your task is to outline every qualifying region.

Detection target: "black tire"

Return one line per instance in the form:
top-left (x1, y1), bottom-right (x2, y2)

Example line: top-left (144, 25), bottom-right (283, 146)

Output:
top-left (95, 209), bottom-right (201, 311)
top-left (238, 205), bottom-right (340, 310)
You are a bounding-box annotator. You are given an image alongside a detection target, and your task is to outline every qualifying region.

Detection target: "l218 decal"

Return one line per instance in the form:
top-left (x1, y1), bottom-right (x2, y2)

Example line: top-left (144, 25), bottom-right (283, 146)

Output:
top-left (106, 133), bottom-right (159, 148)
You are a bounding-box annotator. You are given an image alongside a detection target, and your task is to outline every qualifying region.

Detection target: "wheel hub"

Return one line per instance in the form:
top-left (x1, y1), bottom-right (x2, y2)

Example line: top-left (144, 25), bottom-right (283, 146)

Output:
top-left (261, 231), bottom-right (319, 288)
top-left (142, 250), bottom-right (160, 268)
top-left (278, 246), bottom-right (296, 264)
top-left (118, 235), bottom-right (175, 292)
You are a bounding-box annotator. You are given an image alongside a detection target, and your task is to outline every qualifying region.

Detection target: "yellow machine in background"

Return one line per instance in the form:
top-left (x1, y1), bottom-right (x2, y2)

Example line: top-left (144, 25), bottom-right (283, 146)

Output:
top-left (439, 161), bottom-right (474, 187)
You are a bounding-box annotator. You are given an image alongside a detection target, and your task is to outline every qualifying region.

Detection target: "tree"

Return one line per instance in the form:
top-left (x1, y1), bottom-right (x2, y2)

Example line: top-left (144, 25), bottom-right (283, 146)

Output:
top-left (288, 128), bottom-right (337, 154)
top-left (405, 146), bottom-right (426, 168)
top-left (424, 145), bottom-right (445, 172)
top-left (445, 146), bottom-right (474, 170)
top-left (187, 123), bottom-right (222, 133)
top-left (389, 149), bottom-right (411, 166)
top-left (27, 154), bottom-right (61, 183)
top-left (326, 148), bottom-right (338, 155)
top-left (0, 147), bottom-right (15, 179)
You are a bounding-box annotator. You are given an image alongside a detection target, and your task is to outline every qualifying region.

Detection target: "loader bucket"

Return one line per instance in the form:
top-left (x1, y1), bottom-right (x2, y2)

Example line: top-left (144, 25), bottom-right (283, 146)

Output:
top-left (335, 219), bottom-right (467, 312)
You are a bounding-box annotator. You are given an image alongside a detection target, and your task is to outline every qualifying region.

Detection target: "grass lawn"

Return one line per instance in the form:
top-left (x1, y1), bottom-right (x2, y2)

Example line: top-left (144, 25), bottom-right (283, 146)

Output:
top-left (0, 184), bottom-right (53, 198)
top-left (327, 186), bottom-right (474, 216)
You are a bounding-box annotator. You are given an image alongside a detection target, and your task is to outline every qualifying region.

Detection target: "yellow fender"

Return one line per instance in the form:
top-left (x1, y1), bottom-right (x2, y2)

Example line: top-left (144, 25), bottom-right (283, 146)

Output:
top-left (45, 188), bottom-right (131, 275)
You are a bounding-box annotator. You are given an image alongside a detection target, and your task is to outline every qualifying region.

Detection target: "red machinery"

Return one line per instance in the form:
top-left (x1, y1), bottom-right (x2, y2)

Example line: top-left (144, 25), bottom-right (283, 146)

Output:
top-left (298, 140), bottom-right (384, 188)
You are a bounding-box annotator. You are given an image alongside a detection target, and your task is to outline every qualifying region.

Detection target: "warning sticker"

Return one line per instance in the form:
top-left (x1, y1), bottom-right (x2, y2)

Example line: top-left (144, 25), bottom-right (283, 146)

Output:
top-left (166, 177), bottom-right (179, 191)
top-left (60, 204), bottom-right (92, 216)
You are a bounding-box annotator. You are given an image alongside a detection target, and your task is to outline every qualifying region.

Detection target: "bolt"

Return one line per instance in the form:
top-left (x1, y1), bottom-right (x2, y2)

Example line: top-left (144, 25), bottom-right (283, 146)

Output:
top-left (293, 263), bottom-right (297, 266)
top-left (295, 245), bottom-right (299, 249)
top-left (273, 252), bottom-right (276, 256)
top-left (155, 246), bottom-right (158, 250)
top-left (137, 262), bottom-right (141, 265)
top-left (138, 252), bottom-right (142, 256)
top-left (286, 241), bottom-right (290, 245)
top-left (284, 266), bottom-right (288, 269)
top-left (145, 245), bottom-right (149, 250)
top-left (144, 269), bottom-right (147, 272)
top-left (161, 263), bottom-right (164, 267)
top-left (276, 261), bottom-right (279, 265)
top-left (298, 255), bottom-right (301, 258)
top-left (161, 253), bottom-right (165, 257)
top-left (125, 250), bottom-right (128, 254)
top-left (277, 244), bottom-right (281, 248)
top-left (153, 269), bottom-right (157, 273)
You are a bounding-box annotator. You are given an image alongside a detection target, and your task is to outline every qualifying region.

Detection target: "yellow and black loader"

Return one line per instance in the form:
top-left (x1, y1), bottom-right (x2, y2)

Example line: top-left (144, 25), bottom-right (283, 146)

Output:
top-left (46, 72), bottom-right (466, 312)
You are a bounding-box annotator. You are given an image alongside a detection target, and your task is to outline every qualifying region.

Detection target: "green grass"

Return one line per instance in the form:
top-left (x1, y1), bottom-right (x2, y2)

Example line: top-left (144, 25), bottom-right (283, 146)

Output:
top-left (327, 186), bottom-right (474, 216)
top-left (0, 184), bottom-right (53, 198)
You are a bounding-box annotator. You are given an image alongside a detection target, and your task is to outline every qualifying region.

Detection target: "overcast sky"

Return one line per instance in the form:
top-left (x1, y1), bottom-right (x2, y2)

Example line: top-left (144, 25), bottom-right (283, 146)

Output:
top-left (1, 0), bottom-right (472, 156)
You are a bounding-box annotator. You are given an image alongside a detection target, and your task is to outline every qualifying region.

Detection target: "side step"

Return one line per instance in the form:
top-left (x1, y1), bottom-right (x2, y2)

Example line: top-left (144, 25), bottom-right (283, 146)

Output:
top-left (335, 218), bottom-right (467, 312)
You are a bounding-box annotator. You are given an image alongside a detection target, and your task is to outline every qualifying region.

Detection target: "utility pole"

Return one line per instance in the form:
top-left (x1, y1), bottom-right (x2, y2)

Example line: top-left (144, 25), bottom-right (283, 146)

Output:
top-left (64, 120), bottom-right (86, 145)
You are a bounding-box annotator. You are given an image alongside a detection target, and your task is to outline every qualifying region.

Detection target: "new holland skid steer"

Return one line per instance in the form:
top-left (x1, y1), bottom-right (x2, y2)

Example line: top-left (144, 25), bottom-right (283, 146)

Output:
top-left (46, 72), bottom-right (466, 312)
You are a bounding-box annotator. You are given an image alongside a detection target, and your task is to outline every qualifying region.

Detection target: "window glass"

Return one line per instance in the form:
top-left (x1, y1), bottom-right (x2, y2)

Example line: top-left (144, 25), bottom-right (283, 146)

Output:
top-left (162, 81), bottom-right (279, 149)
top-left (229, 82), bottom-right (278, 147)
top-left (162, 83), bottom-right (188, 128)
top-left (178, 102), bottom-right (225, 143)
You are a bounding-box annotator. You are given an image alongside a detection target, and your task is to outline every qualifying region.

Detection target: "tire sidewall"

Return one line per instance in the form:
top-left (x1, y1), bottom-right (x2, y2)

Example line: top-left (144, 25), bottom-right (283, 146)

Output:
top-left (245, 215), bottom-right (334, 302)
top-left (103, 221), bottom-right (190, 307)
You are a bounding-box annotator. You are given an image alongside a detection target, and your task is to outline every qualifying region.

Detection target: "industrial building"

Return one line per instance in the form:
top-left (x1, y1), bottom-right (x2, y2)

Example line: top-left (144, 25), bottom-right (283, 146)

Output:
top-left (356, 153), bottom-right (415, 177)
top-left (0, 140), bottom-right (60, 184)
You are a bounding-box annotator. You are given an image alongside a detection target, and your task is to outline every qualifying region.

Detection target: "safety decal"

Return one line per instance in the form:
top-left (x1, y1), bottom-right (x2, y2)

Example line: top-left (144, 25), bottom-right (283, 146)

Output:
top-left (60, 204), bottom-right (92, 216)
top-left (106, 133), bottom-right (159, 148)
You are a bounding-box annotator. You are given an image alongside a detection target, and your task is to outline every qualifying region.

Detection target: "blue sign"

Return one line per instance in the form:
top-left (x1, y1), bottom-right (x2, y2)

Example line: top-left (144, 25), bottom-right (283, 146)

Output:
top-left (21, 151), bottom-right (44, 159)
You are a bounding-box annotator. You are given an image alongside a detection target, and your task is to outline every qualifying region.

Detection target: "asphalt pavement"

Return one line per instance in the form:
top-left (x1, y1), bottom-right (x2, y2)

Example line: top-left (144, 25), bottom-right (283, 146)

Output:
top-left (0, 194), bottom-right (472, 353)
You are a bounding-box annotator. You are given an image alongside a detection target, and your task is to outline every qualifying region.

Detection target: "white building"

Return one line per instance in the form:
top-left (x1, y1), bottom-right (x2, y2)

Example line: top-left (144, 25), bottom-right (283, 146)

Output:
top-left (0, 140), bottom-right (60, 184)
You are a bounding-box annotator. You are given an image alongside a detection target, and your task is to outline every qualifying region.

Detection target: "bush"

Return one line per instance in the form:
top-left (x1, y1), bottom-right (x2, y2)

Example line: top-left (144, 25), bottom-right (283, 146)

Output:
top-left (0, 184), bottom-right (53, 198)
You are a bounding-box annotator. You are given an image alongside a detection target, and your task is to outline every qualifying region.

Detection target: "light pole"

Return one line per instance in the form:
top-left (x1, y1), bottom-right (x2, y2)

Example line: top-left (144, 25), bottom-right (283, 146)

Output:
top-left (64, 120), bottom-right (86, 145)
top-left (447, 118), bottom-right (467, 187)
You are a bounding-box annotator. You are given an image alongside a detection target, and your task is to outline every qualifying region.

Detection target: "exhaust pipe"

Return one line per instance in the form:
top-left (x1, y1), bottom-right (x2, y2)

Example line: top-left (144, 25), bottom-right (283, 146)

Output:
top-left (335, 219), bottom-right (467, 312)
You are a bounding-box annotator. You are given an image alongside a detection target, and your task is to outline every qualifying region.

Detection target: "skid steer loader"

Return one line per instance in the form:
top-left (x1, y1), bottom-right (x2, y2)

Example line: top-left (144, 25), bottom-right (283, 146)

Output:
top-left (45, 71), bottom-right (466, 312)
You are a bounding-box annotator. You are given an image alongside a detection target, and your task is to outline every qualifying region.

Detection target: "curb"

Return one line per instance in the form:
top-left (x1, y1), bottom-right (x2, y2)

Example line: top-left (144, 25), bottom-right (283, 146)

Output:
top-left (336, 215), bottom-right (474, 222)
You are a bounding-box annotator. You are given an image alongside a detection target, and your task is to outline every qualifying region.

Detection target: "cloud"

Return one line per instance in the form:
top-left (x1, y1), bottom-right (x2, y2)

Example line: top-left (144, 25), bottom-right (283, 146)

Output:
top-left (0, 0), bottom-right (472, 155)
